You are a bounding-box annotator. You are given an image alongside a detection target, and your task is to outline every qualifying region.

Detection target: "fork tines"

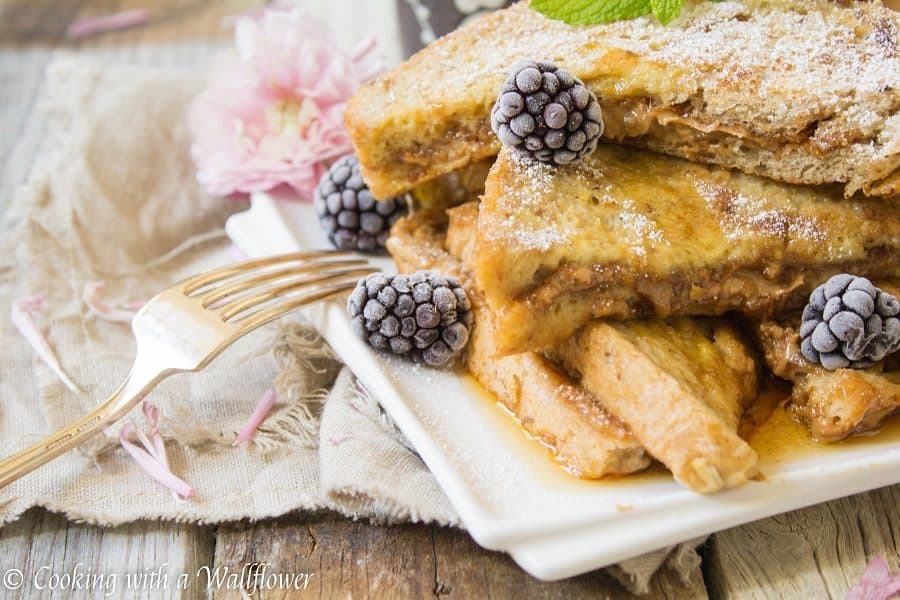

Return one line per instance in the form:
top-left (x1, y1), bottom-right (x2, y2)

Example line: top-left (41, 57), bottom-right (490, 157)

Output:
top-left (182, 251), bottom-right (378, 328)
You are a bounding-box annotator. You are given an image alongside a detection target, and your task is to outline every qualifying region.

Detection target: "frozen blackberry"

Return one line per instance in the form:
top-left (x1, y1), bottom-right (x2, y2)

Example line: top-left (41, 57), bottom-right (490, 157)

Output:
top-left (348, 272), bottom-right (473, 367)
top-left (490, 59), bottom-right (603, 166)
top-left (314, 155), bottom-right (408, 252)
top-left (799, 274), bottom-right (900, 370)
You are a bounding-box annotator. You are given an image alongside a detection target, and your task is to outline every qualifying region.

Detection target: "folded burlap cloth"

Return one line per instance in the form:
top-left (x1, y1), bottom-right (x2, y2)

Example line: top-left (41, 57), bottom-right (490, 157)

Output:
top-left (0, 56), bottom-right (701, 593)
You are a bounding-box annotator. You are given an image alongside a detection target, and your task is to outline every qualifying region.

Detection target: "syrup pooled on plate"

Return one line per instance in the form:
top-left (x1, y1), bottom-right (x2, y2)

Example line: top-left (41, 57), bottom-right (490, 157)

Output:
top-left (469, 372), bottom-right (900, 484)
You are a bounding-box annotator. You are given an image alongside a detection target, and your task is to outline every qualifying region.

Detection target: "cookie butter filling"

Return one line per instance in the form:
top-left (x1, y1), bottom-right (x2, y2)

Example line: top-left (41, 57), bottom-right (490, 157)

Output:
top-left (475, 144), bottom-right (900, 354)
top-left (500, 265), bottom-right (897, 353)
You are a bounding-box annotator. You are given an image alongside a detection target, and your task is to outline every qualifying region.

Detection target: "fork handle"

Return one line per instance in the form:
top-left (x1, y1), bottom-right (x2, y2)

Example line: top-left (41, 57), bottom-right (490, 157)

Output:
top-left (0, 363), bottom-right (161, 489)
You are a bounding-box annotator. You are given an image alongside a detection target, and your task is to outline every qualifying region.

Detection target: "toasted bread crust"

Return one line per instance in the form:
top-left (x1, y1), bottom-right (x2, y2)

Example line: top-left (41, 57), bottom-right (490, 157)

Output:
top-left (346, 0), bottom-right (900, 198)
top-left (476, 146), bottom-right (900, 354)
top-left (390, 204), bottom-right (760, 492)
top-left (387, 207), bottom-right (650, 478)
top-left (555, 319), bottom-right (759, 493)
top-left (755, 314), bottom-right (900, 442)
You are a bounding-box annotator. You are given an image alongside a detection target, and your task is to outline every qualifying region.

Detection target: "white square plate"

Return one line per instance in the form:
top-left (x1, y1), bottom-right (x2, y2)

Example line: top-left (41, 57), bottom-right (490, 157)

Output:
top-left (226, 193), bottom-right (900, 581)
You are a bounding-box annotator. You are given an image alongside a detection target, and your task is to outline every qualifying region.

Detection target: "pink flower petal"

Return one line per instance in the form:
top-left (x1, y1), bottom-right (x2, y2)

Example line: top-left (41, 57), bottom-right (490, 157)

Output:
top-left (83, 281), bottom-right (140, 323)
top-left (119, 402), bottom-right (193, 500)
top-left (188, 7), bottom-right (385, 199)
top-left (234, 388), bottom-right (278, 446)
top-left (66, 9), bottom-right (151, 40)
top-left (11, 295), bottom-right (81, 393)
top-left (350, 36), bottom-right (378, 62)
top-left (143, 401), bottom-right (161, 437)
top-left (848, 556), bottom-right (900, 600)
top-left (328, 432), bottom-right (353, 446)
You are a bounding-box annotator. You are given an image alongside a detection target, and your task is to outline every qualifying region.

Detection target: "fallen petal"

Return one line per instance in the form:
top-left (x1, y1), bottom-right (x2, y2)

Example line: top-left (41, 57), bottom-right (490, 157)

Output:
top-left (234, 388), bottom-right (278, 446)
top-left (11, 295), bottom-right (81, 393)
top-left (328, 432), bottom-right (353, 446)
top-left (66, 9), bottom-right (151, 40)
top-left (120, 422), bottom-right (193, 499)
top-left (848, 556), bottom-right (900, 600)
top-left (83, 281), bottom-right (139, 323)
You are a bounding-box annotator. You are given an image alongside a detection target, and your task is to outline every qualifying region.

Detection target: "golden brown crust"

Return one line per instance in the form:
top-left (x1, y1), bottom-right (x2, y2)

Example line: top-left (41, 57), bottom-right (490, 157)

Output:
top-left (475, 145), bottom-right (900, 354)
top-left (346, 0), bottom-right (900, 198)
top-left (755, 313), bottom-right (900, 442)
top-left (390, 204), bottom-right (761, 492)
top-left (387, 207), bottom-right (650, 478)
top-left (554, 318), bottom-right (759, 493)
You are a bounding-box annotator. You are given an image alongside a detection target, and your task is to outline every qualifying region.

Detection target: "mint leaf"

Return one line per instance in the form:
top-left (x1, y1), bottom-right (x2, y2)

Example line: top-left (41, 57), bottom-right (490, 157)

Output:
top-left (531, 0), bottom-right (653, 26)
top-left (650, 0), bottom-right (683, 24)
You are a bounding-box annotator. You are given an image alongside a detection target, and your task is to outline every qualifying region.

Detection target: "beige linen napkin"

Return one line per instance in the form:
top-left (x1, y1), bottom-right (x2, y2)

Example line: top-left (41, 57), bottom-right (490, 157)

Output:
top-left (0, 55), bottom-right (700, 593)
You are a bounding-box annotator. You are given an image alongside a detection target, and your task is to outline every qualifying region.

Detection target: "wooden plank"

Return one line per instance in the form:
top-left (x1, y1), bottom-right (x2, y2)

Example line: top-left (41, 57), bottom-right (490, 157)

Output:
top-left (0, 507), bottom-right (215, 599)
top-left (0, 0), bottom-right (81, 43)
top-left (706, 485), bottom-right (900, 599)
top-left (0, 0), bottom-right (77, 215)
top-left (214, 512), bottom-right (707, 599)
top-left (651, 550), bottom-right (708, 600)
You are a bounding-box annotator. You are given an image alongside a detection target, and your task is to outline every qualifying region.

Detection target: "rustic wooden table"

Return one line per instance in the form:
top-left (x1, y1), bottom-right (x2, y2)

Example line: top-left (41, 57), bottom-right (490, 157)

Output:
top-left (1, 1), bottom-right (898, 598)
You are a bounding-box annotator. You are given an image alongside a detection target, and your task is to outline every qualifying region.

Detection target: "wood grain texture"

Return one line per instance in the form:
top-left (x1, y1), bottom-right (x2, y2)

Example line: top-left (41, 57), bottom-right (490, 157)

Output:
top-left (214, 513), bottom-right (707, 599)
top-left (706, 485), bottom-right (900, 599)
top-left (0, 508), bottom-right (214, 599)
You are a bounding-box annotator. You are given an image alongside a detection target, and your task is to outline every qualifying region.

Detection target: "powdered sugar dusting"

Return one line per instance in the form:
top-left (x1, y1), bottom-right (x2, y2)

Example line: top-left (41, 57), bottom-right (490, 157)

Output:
top-left (506, 149), bottom-right (555, 206)
top-left (504, 214), bottom-right (570, 251)
top-left (617, 198), bottom-right (666, 258)
top-left (395, 1), bottom-right (898, 128)
top-left (646, 1), bottom-right (899, 132)
top-left (378, 0), bottom-right (898, 190)
top-left (693, 178), bottom-right (826, 245)
top-left (502, 150), bottom-right (573, 251)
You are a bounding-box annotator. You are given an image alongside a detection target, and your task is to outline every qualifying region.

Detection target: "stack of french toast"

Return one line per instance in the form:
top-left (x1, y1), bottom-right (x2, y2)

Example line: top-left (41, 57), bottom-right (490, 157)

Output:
top-left (344, 0), bottom-right (900, 493)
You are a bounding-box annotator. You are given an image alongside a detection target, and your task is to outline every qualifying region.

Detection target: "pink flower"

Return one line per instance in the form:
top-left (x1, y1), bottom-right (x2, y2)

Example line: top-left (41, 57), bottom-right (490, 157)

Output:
top-left (188, 8), bottom-right (383, 199)
top-left (848, 556), bottom-right (900, 600)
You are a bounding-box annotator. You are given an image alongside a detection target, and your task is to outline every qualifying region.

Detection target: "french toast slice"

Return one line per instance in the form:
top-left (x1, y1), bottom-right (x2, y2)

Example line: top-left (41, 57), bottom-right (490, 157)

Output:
top-left (387, 207), bottom-right (650, 478)
top-left (388, 203), bottom-right (756, 493)
top-left (346, 0), bottom-right (900, 199)
top-left (553, 318), bottom-right (759, 493)
top-left (476, 145), bottom-right (900, 354)
top-left (445, 202), bottom-right (759, 493)
top-left (755, 308), bottom-right (900, 442)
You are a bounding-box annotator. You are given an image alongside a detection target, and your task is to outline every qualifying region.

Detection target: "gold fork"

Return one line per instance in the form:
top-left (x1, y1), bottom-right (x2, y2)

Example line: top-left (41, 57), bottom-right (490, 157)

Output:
top-left (0, 251), bottom-right (377, 489)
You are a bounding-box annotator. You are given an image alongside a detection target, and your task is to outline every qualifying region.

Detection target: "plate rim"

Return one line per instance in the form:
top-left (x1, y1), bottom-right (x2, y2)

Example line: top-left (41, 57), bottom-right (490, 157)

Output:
top-left (226, 192), bottom-right (900, 576)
